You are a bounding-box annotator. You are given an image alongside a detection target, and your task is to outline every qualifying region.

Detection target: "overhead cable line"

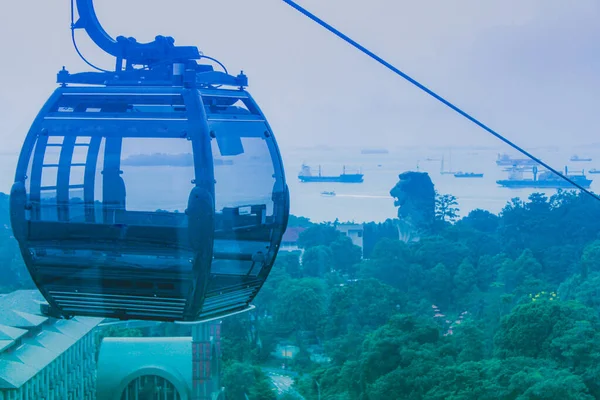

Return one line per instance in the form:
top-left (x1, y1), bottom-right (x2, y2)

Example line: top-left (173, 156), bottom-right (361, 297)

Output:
top-left (280, 0), bottom-right (600, 202)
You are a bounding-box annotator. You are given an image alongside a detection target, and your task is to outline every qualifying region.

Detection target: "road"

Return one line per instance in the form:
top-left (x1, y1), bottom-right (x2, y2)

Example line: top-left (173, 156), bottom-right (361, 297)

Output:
top-left (264, 370), bottom-right (305, 399)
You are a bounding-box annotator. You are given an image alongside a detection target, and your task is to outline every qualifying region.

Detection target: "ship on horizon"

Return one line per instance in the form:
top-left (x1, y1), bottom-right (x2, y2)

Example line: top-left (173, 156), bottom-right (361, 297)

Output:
top-left (497, 166), bottom-right (592, 189)
top-left (570, 155), bottom-right (592, 162)
top-left (361, 148), bottom-right (389, 155)
top-left (454, 172), bottom-right (484, 178)
top-left (298, 164), bottom-right (364, 183)
top-left (496, 153), bottom-right (540, 167)
top-left (320, 190), bottom-right (336, 197)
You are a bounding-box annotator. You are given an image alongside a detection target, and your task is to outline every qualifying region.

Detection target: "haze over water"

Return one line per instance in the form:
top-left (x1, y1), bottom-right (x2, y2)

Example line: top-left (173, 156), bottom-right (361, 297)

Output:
top-left (285, 144), bottom-right (600, 222)
top-left (2, 144), bottom-right (597, 223)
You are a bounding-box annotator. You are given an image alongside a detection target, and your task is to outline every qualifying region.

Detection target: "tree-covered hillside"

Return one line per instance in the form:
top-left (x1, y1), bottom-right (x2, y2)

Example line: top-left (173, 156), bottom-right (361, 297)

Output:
top-left (3, 190), bottom-right (600, 399)
top-left (220, 190), bottom-right (600, 399)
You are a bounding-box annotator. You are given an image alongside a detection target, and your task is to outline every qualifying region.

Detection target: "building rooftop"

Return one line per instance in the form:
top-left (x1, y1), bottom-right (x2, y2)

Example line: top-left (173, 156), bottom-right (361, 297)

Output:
top-left (281, 227), bottom-right (306, 243)
top-left (97, 337), bottom-right (193, 400)
top-left (0, 290), bottom-right (103, 389)
top-left (336, 223), bottom-right (364, 230)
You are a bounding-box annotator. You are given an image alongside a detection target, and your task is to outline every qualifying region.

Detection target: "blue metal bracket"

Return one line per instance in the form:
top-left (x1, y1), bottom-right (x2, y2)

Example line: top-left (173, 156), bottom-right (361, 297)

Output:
top-left (73, 0), bottom-right (200, 70)
top-left (57, 66), bottom-right (249, 89)
top-left (63, 0), bottom-right (247, 88)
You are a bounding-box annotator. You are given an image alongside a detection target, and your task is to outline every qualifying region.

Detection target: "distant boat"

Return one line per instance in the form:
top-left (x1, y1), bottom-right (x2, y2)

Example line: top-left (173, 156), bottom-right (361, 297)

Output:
top-left (214, 158), bottom-right (234, 166)
top-left (320, 191), bottom-right (336, 197)
top-left (570, 155), bottom-right (592, 162)
top-left (454, 172), bottom-right (484, 178)
top-left (298, 164), bottom-right (364, 183)
top-left (589, 168), bottom-right (600, 174)
top-left (361, 148), bottom-right (389, 155)
top-left (496, 153), bottom-right (539, 167)
top-left (497, 166), bottom-right (592, 189)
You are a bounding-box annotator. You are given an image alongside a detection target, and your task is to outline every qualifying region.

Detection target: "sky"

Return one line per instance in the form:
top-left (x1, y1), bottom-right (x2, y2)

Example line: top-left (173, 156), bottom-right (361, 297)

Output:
top-left (1, 0), bottom-right (600, 154)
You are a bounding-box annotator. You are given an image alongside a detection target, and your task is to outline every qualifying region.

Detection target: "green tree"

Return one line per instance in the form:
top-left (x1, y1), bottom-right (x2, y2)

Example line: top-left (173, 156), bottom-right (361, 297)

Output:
top-left (254, 265), bottom-right (292, 316)
top-left (358, 238), bottom-right (412, 290)
top-left (476, 253), bottom-right (511, 291)
top-left (249, 377), bottom-right (276, 400)
top-left (540, 244), bottom-right (580, 284)
top-left (499, 248), bottom-right (543, 294)
top-left (428, 263), bottom-right (452, 306)
top-left (278, 393), bottom-right (300, 400)
top-left (297, 225), bottom-right (341, 249)
top-left (422, 357), bottom-right (594, 400)
top-left (435, 193), bottom-right (460, 223)
top-left (362, 219), bottom-right (399, 258)
top-left (559, 272), bottom-right (600, 311)
top-left (276, 252), bottom-right (303, 279)
top-left (222, 362), bottom-right (257, 400)
top-left (97, 326), bottom-right (143, 341)
top-left (301, 246), bottom-right (333, 277)
top-left (324, 278), bottom-right (403, 339)
top-left (581, 240), bottom-right (600, 278)
top-left (273, 278), bottom-right (326, 334)
top-left (329, 236), bottom-right (362, 275)
top-left (494, 298), bottom-right (600, 380)
top-left (453, 258), bottom-right (477, 298)
top-left (458, 208), bottom-right (499, 232)
top-left (359, 314), bottom-right (439, 385)
top-left (288, 215), bottom-right (313, 228)
top-left (414, 236), bottom-right (470, 272)
top-left (221, 314), bottom-right (254, 363)
top-left (452, 320), bottom-right (487, 362)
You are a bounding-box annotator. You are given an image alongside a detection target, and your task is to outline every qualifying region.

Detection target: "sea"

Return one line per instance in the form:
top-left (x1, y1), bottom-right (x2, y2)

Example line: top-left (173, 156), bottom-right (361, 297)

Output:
top-left (1, 144), bottom-right (598, 223)
top-left (282, 145), bottom-right (600, 223)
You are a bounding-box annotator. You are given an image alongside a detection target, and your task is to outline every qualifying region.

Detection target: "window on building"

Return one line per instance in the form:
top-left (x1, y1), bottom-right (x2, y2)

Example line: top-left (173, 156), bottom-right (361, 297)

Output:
top-left (120, 375), bottom-right (181, 400)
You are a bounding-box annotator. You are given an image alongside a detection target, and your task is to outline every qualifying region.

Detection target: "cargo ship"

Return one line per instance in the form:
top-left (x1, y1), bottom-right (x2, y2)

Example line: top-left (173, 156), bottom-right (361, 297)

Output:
top-left (570, 155), bottom-right (592, 162)
top-left (497, 166), bottom-right (592, 189)
top-left (320, 191), bottom-right (336, 197)
top-left (454, 172), bottom-right (484, 178)
top-left (496, 153), bottom-right (539, 167)
top-left (298, 164), bottom-right (364, 183)
top-left (589, 168), bottom-right (600, 174)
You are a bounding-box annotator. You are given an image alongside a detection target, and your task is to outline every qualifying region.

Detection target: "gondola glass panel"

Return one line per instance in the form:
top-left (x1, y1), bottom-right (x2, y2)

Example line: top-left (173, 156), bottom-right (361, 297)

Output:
top-left (210, 121), bottom-right (275, 277)
top-left (12, 87), bottom-right (288, 321)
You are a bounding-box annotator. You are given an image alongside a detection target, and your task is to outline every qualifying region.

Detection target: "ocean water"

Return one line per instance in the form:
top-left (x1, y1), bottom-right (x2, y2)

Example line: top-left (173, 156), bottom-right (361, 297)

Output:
top-left (1, 145), bottom-right (598, 223)
top-left (282, 145), bottom-right (600, 223)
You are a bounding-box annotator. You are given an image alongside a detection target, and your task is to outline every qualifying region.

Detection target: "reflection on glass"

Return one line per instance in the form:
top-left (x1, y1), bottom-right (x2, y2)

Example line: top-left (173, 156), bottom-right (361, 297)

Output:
top-left (120, 138), bottom-right (195, 213)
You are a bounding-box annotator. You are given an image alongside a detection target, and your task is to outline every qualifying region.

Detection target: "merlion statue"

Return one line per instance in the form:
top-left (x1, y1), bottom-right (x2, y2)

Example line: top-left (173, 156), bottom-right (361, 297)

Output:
top-left (390, 171), bottom-right (436, 242)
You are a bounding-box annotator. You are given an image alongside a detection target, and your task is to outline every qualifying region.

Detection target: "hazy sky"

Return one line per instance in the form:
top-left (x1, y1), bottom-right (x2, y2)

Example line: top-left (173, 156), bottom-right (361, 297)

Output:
top-left (1, 0), bottom-right (599, 153)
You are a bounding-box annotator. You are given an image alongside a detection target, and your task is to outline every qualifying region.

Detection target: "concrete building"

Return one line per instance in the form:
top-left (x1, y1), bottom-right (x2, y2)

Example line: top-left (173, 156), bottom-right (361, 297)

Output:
top-left (0, 290), bottom-right (102, 400)
top-left (280, 227), bottom-right (306, 253)
top-left (335, 223), bottom-right (364, 257)
top-left (97, 322), bottom-right (224, 400)
top-left (271, 343), bottom-right (300, 361)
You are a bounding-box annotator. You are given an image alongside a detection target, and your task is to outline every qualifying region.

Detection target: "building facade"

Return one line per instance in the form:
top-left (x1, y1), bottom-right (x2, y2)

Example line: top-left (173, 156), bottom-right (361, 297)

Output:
top-left (280, 227), bottom-right (306, 253)
top-left (97, 321), bottom-right (223, 400)
top-left (0, 290), bottom-right (102, 400)
top-left (335, 223), bottom-right (364, 257)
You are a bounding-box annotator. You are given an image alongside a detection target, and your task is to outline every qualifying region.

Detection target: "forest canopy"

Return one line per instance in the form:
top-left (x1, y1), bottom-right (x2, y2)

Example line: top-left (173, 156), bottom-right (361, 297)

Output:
top-left (2, 189), bottom-right (600, 399)
top-left (220, 190), bottom-right (600, 399)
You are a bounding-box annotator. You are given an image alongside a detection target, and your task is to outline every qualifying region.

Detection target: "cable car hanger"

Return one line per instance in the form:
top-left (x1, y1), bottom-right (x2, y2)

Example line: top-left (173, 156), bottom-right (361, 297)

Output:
top-left (64, 0), bottom-right (246, 87)
top-left (280, 0), bottom-right (600, 203)
top-left (10, 0), bottom-right (289, 322)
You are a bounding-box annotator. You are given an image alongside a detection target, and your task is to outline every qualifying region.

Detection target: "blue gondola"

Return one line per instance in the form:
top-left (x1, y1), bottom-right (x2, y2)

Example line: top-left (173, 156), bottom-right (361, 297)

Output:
top-left (9, 0), bottom-right (289, 322)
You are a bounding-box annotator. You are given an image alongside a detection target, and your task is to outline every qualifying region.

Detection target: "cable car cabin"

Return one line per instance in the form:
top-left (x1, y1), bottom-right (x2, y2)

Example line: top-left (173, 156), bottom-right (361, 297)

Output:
top-left (10, 85), bottom-right (289, 322)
